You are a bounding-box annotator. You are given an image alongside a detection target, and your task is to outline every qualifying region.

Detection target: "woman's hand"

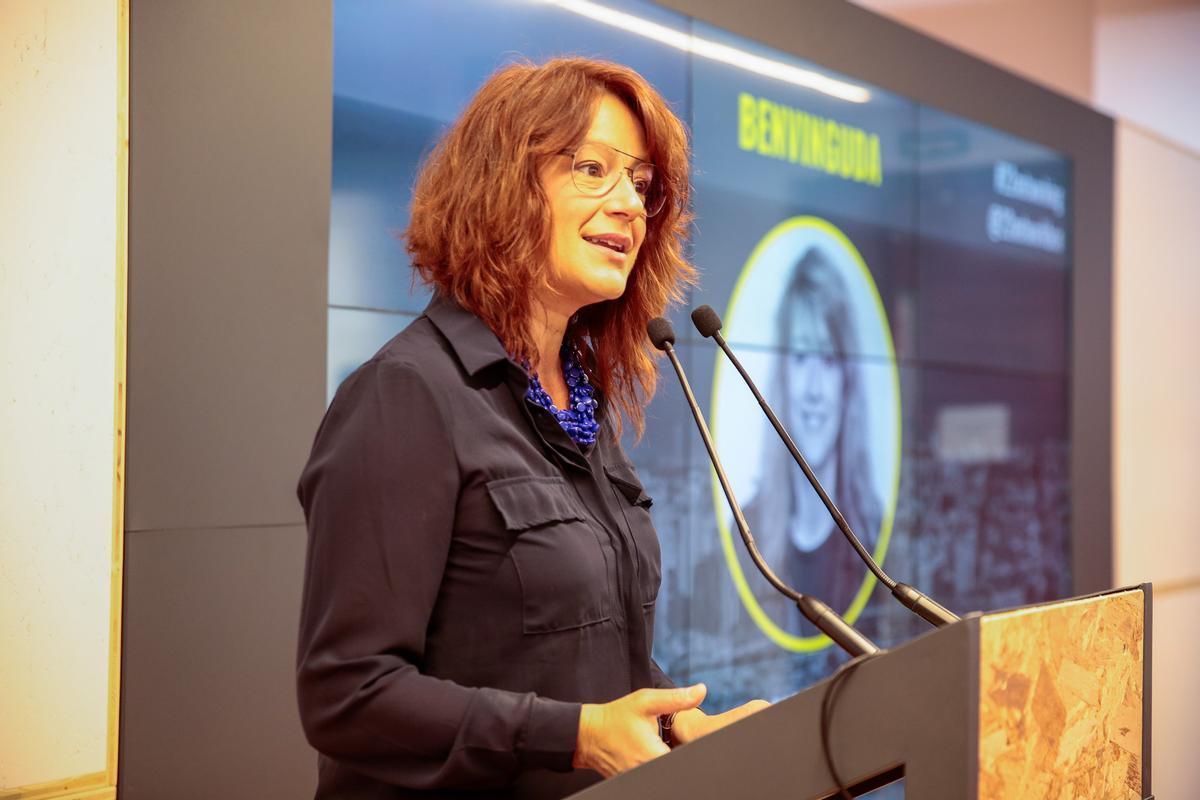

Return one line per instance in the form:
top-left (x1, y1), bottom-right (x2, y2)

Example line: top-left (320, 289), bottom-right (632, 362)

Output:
top-left (671, 699), bottom-right (771, 745)
top-left (573, 684), bottom-right (706, 777)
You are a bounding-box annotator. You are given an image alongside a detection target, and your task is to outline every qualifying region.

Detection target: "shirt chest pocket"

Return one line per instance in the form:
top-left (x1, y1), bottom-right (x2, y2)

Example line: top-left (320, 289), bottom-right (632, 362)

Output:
top-left (486, 476), bottom-right (612, 634)
top-left (603, 463), bottom-right (660, 606)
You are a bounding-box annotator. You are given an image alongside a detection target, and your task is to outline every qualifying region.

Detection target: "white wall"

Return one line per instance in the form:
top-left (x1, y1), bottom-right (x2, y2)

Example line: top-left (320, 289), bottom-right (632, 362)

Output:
top-left (0, 0), bottom-right (121, 790)
top-left (1112, 122), bottom-right (1200, 799)
top-left (848, 0), bottom-right (1095, 103)
top-left (1095, 41), bottom-right (1200, 794)
top-left (1095, 4), bottom-right (1200, 154)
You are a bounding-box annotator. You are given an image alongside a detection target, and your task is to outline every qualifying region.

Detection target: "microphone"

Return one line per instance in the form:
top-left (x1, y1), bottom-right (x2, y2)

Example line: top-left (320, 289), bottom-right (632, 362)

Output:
top-left (690, 304), bottom-right (959, 628)
top-left (647, 317), bottom-right (880, 657)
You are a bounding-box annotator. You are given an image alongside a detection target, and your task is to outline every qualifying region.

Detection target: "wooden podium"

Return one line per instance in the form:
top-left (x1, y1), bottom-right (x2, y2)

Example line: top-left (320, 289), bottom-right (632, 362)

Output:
top-left (573, 585), bottom-right (1151, 799)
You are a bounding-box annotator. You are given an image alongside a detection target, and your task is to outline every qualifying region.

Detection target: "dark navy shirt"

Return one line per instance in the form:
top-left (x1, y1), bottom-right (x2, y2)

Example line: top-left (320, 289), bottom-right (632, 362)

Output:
top-left (296, 295), bottom-right (671, 799)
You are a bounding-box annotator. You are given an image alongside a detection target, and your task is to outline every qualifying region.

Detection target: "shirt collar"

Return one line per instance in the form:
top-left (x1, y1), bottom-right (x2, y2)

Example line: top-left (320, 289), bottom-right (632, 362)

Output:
top-left (423, 293), bottom-right (515, 377)
top-left (422, 292), bottom-right (613, 429)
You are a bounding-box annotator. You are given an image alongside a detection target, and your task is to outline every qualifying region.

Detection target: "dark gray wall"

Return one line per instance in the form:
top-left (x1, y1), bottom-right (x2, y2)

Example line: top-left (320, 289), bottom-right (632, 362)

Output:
top-left (122, 0), bottom-right (329, 796)
top-left (121, 1), bottom-right (1112, 797)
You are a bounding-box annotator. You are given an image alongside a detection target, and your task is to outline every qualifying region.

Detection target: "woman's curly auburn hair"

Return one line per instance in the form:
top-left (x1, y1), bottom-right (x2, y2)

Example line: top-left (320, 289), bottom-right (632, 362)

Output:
top-left (404, 57), bottom-right (695, 437)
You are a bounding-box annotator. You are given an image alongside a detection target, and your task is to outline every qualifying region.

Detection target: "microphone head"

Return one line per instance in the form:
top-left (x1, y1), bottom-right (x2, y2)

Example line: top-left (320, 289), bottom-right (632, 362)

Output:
top-left (690, 305), bottom-right (723, 338)
top-left (646, 317), bottom-right (676, 351)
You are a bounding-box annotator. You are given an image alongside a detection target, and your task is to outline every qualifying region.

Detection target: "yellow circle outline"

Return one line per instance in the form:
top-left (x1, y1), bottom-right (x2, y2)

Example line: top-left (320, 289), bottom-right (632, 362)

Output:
top-left (711, 216), bottom-right (902, 652)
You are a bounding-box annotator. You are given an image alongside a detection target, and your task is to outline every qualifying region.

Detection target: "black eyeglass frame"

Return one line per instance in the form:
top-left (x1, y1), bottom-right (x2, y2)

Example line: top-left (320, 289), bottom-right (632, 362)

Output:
top-left (558, 142), bottom-right (668, 218)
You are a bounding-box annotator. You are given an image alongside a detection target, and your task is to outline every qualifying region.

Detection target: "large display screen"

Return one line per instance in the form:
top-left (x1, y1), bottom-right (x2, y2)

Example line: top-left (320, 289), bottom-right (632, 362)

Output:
top-left (329, 2), bottom-right (1073, 783)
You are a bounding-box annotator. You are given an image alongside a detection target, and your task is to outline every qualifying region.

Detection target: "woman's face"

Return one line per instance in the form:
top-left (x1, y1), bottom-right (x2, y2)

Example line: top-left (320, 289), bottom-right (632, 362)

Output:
top-left (538, 93), bottom-right (649, 316)
top-left (784, 308), bottom-right (844, 470)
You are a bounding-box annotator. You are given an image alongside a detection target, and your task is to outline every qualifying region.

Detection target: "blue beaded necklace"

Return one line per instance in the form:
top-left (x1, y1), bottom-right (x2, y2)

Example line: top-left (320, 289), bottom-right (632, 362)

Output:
top-left (524, 344), bottom-right (600, 446)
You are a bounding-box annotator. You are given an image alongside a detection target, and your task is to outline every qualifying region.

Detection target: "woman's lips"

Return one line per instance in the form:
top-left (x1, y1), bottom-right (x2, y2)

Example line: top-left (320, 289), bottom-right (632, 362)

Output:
top-left (582, 232), bottom-right (632, 253)
top-left (801, 410), bottom-right (829, 429)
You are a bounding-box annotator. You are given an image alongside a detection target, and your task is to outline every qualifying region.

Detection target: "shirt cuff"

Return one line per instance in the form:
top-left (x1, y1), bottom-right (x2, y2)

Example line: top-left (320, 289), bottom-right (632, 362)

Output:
top-left (517, 696), bottom-right (582, 772)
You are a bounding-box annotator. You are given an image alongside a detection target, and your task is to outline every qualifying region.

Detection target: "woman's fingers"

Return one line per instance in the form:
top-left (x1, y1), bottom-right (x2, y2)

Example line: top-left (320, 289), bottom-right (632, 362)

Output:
top-left (673, 698), bottom-right (772, 745)
top-left (730, 698), bottom-right (771, 718)
top-left (634, 683), bottom-right (707, 716)
top-left (715, 698), bottom-right (771, 729)
top-left (574, 685), bottom-right (708, 777)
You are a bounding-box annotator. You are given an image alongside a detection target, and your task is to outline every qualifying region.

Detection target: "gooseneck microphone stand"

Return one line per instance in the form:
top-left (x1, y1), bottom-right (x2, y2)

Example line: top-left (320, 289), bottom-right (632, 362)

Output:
top-left (647, 317), bottom-right (879, 658)
top-left (690, 304), bottom-right (959, 629)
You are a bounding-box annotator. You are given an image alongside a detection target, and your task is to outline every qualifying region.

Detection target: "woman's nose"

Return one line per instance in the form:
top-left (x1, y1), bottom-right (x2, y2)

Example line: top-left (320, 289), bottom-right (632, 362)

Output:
top-left (604, 170), bottom-right (648, 218)
top-left (802, 359), bottom-right (825, 399)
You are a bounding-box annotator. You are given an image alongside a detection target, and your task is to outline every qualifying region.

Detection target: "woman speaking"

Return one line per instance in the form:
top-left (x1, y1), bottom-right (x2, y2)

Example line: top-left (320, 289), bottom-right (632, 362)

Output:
top-left (296, 58), bottom-right (765, 799)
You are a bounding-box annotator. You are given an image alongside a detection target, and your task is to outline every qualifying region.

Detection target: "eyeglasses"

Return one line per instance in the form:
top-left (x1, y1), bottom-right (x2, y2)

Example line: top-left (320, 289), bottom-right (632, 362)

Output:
top-left (562, 141), bottom-right (667, 218)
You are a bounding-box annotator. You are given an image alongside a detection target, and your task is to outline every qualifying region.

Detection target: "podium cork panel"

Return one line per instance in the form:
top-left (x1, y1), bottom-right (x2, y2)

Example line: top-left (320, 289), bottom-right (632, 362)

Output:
top-left (979, 588), bottom-right (1146, 800)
